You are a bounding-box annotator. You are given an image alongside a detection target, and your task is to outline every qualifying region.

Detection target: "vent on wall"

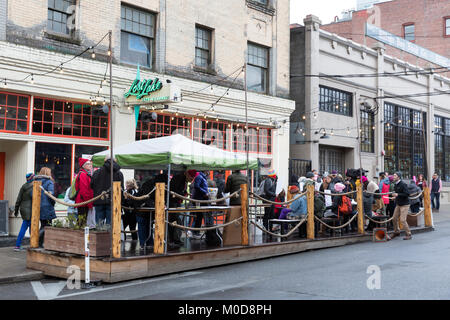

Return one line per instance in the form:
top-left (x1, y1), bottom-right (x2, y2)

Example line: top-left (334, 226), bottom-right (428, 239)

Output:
top-left (0, 200), bottom-right (9, 236)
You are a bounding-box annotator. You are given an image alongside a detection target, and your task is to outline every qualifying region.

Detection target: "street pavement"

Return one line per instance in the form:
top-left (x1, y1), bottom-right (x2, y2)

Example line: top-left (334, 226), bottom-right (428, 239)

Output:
top-left (1, 206), bottom-right (449, 300)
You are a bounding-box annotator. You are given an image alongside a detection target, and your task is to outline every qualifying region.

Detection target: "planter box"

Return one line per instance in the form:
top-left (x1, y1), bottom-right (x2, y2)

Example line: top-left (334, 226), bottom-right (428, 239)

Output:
top-left (43, 227), bottom-right (111, 257)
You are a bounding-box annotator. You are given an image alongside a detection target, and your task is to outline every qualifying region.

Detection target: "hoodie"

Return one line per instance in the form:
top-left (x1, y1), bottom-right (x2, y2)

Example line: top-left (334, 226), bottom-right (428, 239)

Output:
top-left (90, 159), bottom-right (124, 206)
top-left (192, 172), bottom-right (209, 200)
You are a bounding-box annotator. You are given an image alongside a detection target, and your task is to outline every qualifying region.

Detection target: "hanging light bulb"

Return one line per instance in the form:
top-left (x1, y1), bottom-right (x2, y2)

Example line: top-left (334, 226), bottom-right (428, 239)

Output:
top-left (302, 115), bottom-right (306, 120)
top-left (347, 127), bottom-right (350, 135)
top-left (59, 65), bottom-right (64, 74)
top-left (3, 78), bottom-right (6, 88)
top-left (30, 74), bottom-right (34, 84)
top-left (91, 48), bottom-right (96, 59)
top-left (102, 77), bottom-right (107, 85)
top-left (335, 104), bottom-right (339, 110)
top-left (331, 129), bottom-right (334, 136)
top-left (107, 49), bottom-right (111, 56)
top-left (313, 112), bottom-right (317, 119)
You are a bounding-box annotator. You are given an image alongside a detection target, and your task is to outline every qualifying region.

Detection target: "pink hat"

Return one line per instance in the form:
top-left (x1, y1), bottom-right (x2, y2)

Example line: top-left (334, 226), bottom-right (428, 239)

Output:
top-left (79, 158), bottom-right (90, 168)
top-left (361, 176), bottom-right (368, 183)
top-left (334, 183), bottom-right (346, 192)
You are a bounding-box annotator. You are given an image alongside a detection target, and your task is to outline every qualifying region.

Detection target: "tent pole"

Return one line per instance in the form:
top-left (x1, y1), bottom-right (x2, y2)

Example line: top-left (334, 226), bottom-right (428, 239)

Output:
top-left (164, 164), bottom-right (171, 254)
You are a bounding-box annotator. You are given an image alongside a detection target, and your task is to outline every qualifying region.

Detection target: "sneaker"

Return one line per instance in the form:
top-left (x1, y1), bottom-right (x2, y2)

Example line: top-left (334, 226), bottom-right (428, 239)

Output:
top-left (187, 231), bottom-right (193, 238)
top-left (403, 235), bottom-right (412, 240)
top-left (13, 246), bottom-right (21, 252)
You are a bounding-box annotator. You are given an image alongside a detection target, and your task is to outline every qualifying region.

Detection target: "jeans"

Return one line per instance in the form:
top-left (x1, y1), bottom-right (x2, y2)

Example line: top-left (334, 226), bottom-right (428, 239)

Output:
top-left (431, 192), bottom-right (440, 210)
top-left (15, 220), bottom-right (31, 248)
top-left (95, 204), bottom-right (111, 226)
top-left (136, 214), bottom-right (153, 247)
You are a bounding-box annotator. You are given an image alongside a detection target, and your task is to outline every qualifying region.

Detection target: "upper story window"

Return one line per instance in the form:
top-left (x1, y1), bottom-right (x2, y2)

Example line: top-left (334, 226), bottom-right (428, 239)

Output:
top-left (319, 86), bottom-right (353, 117)
top-left (47, 0), bottom-right (75, 35)
top-left (360, 109), bottom-right (375, 153)
top-left (195, 26), bottom-right (213, 69)
top-left (120, 5), bottom-right (155, 68)
top-left (253, 0), bottom-right (268, 4)
top-left (403, 23), bottom-right (415, 42)
top-left (445, 17), bottom-right (450, 36)
top-left (0, 92), bottom-right (30, 134)
top-left (247, 43), bottom-right (269, 93)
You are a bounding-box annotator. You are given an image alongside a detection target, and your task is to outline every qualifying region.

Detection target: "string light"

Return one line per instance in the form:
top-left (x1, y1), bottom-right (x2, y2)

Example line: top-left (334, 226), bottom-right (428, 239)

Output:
top-left (59, 65), bottom-right (64, 74)
top-left (30, 74), bottom-right (34, 84)
top-left (313, 112), bottom-right (317, 119)
top-left (107, 49), bottom-right (111, 56)
top-left (91, 48), bottom-right (96, 59)
top-left (302, 115), bottom-right (306, 120)
top-left (3, 78), bottom-right (6, 88)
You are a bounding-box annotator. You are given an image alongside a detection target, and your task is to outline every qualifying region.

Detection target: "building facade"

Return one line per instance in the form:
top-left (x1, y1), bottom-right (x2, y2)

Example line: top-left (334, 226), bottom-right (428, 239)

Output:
top-left (1, 0), bottom-right (294, 235)
top-left (290, 15), bottom-right (450, 202)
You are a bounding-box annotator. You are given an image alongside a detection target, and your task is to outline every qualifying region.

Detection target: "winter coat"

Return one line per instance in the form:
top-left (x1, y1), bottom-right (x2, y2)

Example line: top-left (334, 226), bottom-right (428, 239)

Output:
top-left (407, 183), bottom-right (421, 206)
top-left (33, 175), bottom-right (56, 221)
top-left (381, 178), bottom-right (391, 205)
top-left (192, 172), bottom-right (209, 200)
top-left (288, 195), bottom-right (307, 218)
top-left (90, 159), bottom-right (124, 206)
top-left (224, 172), bottom-right (248, 205)
top-left (263, 177), bottom-right (277, 201)
top-left (394, 180), bottom-right (410, 206)
top-left (75, 168), bottom-right (94, 209)
top-left (14, 181), bottom-right (34, 221)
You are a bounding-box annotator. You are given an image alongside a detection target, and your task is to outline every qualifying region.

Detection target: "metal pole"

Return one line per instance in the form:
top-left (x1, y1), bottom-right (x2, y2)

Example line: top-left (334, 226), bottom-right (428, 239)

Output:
top-left (243, 62), bottom-right (251, 243)
top-left (108, 30), bottom-right (114, 258)
top-left (164, 164), bottom-right (171, 254)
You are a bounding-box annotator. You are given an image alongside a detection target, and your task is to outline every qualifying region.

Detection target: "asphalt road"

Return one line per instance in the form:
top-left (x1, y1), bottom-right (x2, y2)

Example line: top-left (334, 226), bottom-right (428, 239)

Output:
top-left (2, 208), bottom-right (450, 301)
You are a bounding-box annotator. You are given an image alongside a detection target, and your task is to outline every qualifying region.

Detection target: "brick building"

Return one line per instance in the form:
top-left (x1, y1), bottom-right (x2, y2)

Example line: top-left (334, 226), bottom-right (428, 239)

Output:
top-left (0, 0), bottom-right (294, 235)
top-left (322, 0), bottom-right (450, 74)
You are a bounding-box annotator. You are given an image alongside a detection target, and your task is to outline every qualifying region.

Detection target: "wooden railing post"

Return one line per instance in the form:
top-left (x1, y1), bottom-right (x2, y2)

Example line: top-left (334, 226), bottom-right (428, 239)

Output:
top-left (112, 181), bottom-right (122, 258)
top-left (30, 180), bottom-right (42, 248)
top-left (240, 184), bottom-right (249, 246)
top-left (423, 186), bottom-right (432, 227)
top-left (357, 182), bottom-right (364, 234)
top-left (307, 184), bottom-right (315, 240)
top-left (154, 182), bottom-right (166, 254)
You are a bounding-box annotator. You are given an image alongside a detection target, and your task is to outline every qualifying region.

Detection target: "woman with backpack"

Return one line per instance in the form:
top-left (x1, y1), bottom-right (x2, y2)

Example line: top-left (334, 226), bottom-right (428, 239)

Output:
top-left (74, 158), bottom-right (94, 228)
top-left (331, 182), bottom-right (354, 233)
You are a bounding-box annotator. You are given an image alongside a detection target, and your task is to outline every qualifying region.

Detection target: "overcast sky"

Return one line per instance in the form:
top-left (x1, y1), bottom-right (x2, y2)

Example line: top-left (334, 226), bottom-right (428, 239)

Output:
top-left (290, 0), bottom-right (357, 25)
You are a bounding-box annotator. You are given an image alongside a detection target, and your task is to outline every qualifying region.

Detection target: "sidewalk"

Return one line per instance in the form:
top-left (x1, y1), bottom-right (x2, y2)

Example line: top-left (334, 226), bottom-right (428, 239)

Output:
top-left (0, 245), bottom-right (44, 285)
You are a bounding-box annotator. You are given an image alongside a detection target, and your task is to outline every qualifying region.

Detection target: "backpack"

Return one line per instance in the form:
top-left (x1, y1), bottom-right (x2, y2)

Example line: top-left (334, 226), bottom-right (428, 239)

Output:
top-left (256, 179), bottom-right (266, 196)
top-left (314, 194), bottom-right (325, 218)
top-left (69, 173), bottom-right (80, 201)
top-left (338, 195), bottom-right (352, 217)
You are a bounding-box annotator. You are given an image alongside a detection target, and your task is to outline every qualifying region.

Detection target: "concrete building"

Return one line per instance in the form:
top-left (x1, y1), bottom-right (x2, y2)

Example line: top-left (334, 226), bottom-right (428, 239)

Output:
top-left (1, 0), bottom-right (294, 235)
top-left (322, 0), bottom-right (450, 72)
top-left (290, 15), bottom-right (450, 202)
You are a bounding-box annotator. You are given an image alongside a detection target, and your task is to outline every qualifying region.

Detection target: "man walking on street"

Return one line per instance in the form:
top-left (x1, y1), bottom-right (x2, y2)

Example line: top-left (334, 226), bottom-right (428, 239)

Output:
top-left (388, 172), bottom-right (412, 241)
top-left (430, 173), bottom-right (442, 211)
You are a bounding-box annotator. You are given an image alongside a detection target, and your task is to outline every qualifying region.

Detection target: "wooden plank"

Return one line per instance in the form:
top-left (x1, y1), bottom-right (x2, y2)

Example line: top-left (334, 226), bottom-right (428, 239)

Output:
top-left (30, 181), bottom-right (42, 248)
top-left (307, 184), bottom-right (314, 239)
top-left (240, 184), bottom-right (249, 246)
top-left (112, 181), bottom-right (122, 258)
top-left (357, 183), bottom-right (364, 234)
top-left (423, 186), bottom-right (432, 227)
top-left (153, 182), bottom-right (165, 254)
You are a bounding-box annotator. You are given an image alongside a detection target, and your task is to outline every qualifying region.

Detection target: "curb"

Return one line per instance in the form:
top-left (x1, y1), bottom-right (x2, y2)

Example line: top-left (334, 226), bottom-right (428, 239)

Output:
top-left (0, 271), bottom-right (44, 285)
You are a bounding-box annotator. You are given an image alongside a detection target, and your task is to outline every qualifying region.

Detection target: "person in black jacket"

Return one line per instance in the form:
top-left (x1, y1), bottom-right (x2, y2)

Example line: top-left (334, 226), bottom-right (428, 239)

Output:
top-left (90, 156), bottom-right (124, 227)
top-left (389, 172), bottom-right (412, 240)
top-left (262, 170), bottom-right (277, 230)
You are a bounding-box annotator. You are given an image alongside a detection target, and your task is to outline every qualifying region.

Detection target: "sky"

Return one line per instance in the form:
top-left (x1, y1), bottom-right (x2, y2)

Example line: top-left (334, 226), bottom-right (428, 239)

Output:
top-left (290, 0), bottom-right (357, 25)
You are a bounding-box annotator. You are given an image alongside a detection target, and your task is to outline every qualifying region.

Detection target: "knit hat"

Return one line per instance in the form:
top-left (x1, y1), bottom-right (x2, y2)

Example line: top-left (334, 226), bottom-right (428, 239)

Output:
top-left (334, 183), bottom-right (346, 192)
top-left (79, 158), bottom-right (90, 168)
top-left (305, 172), bottom-right (314, 179)
top-left (331, 170), bottom-right (338, 175)
top-left (187, 170), bottom-right (197, 178)
top-left (26, 173), bottom-right (34, 182)
top-left (361, 176), bottom-right (368, 183)
top-left (289, 185), bottom-right (300, 194)
top-left (268, 169), bottom-right (276, 177)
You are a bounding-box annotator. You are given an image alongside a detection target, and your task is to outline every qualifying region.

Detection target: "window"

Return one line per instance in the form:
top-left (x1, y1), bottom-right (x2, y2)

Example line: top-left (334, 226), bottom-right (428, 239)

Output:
top-left (319, 86), bottom-right (353, 116)
top-left (0, 92), bottom-right (29, 134)
top-left (319, 146), bottom-right (345, 175)
top-left (247, 43), bottom-right (269, 93)
top-left (120, 5), bottom-right (155, 68)
top-left (253, 0), bottom-right (268, 4)
top-left (136, 111), bottom-right (191, 141)
top-left (360, 109), bottom-right (375, 153)
top-left (434, 116), bottom-right (450, 181)
top-left (403, 23), bottom-right (415, 41)
top-left (47, 0), bottom-right (75, 35)
top-left (445, 17), bottom-right (450, 36)
top-left (383, 103), bottom-right (426, 179)
top-left (32, 97), bottom-right (109, 139)
top-left (195, 26), bottom-right (212, 69)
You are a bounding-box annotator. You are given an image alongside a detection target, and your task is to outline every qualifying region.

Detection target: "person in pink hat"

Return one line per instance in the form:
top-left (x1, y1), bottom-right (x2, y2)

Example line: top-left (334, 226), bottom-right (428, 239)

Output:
top-left (75, 158), bottom-right (94, 227)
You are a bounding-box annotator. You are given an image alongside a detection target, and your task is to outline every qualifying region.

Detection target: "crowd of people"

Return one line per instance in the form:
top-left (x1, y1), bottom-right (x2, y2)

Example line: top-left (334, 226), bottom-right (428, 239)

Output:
top-left (12, 156), bottom-right (249, 252)
top-left (258, 168), bottom-right (439, 241)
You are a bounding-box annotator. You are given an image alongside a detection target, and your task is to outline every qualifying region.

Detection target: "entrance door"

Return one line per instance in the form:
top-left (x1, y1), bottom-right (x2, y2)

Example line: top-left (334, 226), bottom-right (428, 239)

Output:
top-left (0, 153), bottom-right (5, 200)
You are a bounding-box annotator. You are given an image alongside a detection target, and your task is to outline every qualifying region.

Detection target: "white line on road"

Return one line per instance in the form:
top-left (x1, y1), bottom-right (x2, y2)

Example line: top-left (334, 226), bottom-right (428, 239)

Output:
top-left (184, 279), bottom-right (260, 297)
top-left (50, 271), bottom-right (203, 300)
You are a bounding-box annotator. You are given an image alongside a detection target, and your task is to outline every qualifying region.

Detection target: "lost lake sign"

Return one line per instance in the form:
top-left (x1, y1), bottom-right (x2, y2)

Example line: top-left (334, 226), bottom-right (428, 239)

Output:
top-left (124, 77), bottom-right (165, 102)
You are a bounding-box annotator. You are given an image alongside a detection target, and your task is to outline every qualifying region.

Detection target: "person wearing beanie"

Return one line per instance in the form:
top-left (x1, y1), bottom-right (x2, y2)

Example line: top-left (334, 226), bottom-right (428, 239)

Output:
top-left (262, 169), bottom-right (278, 231)
top-left (388, 172), bottom-right (412, 240)
top-left (75, 158), bottom-right (94, 228)
top-left (13, 173), bottom-right (35, 251)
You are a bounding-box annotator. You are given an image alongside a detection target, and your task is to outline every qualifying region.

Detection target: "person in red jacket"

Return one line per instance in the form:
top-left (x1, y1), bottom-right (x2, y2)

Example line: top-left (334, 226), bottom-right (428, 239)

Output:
top-left (75, 158), bottom-right (94, 227)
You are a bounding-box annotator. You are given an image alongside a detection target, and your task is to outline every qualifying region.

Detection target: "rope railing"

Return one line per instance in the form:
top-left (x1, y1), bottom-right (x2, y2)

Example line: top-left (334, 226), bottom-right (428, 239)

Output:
top-left (314, 213), bottom-right (358, 230)
top-left (123, 187), bottom-right (156, 201)
top-left (249, 191), bottom-right (307, 205)
top-left (315, 190), bottom-right (358, 197)
top-left (166, 216), bottom-right (243, 231)
top-left (249, 218), bottom-right (307, 238)
top-left (363, 191), bottom-right (395, 196)
top-left (167, 188), bottom-right (241, 204)
top-left (364, 215), bottom-right (395, 224)
top-left (40, 186), bottom-right (109, 207)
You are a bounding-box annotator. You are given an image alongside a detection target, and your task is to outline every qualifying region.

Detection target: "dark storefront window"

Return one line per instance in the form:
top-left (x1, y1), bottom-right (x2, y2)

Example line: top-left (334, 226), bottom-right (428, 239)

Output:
top-left (360, 109), bottom-right (374, 153)
top-left (0, 92), bottom-right (29, 134)
top-left (319, 86), bottom-right (353, 116)
top-left (35, 142), bottom-right (72, 198)
top-left (384, 103), bottom-right (426, 179)
top-left (434, 116), bottom-right (450, 181)
top-left (32, 97), bottom-right (108, 139)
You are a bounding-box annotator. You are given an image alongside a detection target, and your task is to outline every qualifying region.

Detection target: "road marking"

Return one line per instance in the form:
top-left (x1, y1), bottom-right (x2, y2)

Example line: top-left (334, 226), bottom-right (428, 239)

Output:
top-left (31, 281), bottom-right (67, 300)
top-left (51, 271), bottom-right (202, 300)
top-left (186, 279), bottom-right (260, 297)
